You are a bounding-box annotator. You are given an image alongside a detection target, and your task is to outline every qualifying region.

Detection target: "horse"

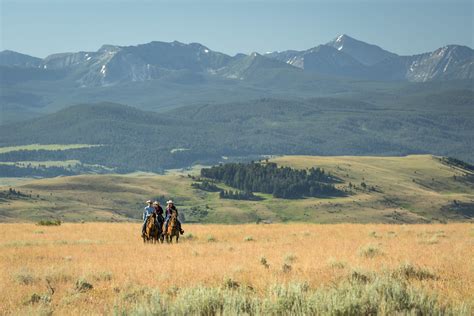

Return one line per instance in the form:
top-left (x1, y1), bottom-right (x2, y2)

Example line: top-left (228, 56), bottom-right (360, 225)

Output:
top-left (163, 210), bottom-right (180, 243)
top-left (143, 213), bottom-right (161, 243)
top-left (156, 212), bottom-right (165, 243)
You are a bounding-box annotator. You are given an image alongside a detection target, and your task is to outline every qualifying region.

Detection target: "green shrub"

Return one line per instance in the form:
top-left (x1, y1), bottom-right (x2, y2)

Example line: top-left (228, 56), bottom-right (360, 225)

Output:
top-left (349, 269), bottom-right (374, 283)
top-left (120, 285), bottom-right (157, 304)
top-left (14, 269), bottom-right (37, 285)
top-left (207, 235), bottom-right (216, 242)
top-left (282, 263), bottom-right (292, 273)
top-left (260, 257), bottom-right (270, 269)
top-left (120, 273), bottom-right (468, 316)
top-left (369, 231), bottom-right (381, 238)
top-left (37, 219), bottom-right (61, 226)
top-left (387, 231), bottom-right (397, 238)
top-left (328, 258), bottom-right (346, 269)
top-left (25, 293), bottom-right (51, 305)
top-left (392, 262), bottom-right (437, 281)
top-left (182, 233), bottom-right (196, 240)
top-left (75, 278), bottom-right (93, 293)
top-left (284, 253), bottom-right (297, 263)
top-left (243, 236), bottom-right (254, 242)
top-left (222, 277), bottom-right (240, 290)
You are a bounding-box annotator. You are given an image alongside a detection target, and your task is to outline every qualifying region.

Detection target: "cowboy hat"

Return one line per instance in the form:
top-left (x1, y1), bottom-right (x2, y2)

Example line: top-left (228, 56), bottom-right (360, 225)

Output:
top-left (153, 201), bottom-right (160, 205)
top-left (166, 200), bottom-right (174, 204)
top-left (146, 200), bottom-right (152, 204)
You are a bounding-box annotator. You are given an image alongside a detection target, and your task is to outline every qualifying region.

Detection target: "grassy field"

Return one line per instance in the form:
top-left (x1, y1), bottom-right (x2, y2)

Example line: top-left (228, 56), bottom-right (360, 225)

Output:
top-left (0, 160), bottom-right (81, 168)
top-left (0, 223), bottom-right (472, 315)
top-left (0, 155), bottom-right (472, 223)
top-left (0, 144), bottom-right (101, 154)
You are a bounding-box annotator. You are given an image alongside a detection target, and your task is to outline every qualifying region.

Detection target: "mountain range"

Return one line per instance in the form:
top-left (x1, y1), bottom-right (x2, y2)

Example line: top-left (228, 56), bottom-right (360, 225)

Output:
top-left (1, 34), bottom-right (472, 126)
top-left (0, 34), bottom-right (473, 170)
top-left (1, 34), bottom-right (473, 87)
top-left (268, 35), bottom-right (473, 81)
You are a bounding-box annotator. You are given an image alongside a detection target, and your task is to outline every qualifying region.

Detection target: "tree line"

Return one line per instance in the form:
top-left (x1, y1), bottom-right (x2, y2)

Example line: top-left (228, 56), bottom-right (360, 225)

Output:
top-left (0, 164), bottom-right (77, 177)
top-left (219, 190), bottom-right (262, 201)
top-left (201, 162), bottom-right (344, 199)
top-left (191, 181), bottom-right (221, 192)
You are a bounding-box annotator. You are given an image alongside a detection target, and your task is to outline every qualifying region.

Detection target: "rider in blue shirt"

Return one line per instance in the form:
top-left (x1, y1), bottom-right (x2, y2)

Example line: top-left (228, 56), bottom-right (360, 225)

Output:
top-left (142, 200), bottom-right (155, 236)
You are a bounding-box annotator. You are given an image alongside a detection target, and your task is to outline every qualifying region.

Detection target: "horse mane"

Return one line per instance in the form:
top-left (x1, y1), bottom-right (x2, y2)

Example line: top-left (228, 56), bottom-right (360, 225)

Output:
top-left (170, 211), bottom-right (177, 222)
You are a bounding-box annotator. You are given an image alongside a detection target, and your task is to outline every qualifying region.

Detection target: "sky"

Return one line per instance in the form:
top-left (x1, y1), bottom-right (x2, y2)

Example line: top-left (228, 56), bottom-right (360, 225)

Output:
top-left (1, 0), bottom-right (473, 58)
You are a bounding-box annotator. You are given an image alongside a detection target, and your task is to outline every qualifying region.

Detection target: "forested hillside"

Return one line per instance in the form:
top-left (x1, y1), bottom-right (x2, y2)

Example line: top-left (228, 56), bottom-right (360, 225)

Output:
top-left (0, 92), bottom-right (473, 173)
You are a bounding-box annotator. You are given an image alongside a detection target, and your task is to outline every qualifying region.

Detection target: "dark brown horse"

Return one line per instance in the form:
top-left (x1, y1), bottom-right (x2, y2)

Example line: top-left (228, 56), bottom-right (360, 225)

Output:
top-left (143, 213), bottom-right (161, 243)
top-left (163, 210), bottom-right (180, 243)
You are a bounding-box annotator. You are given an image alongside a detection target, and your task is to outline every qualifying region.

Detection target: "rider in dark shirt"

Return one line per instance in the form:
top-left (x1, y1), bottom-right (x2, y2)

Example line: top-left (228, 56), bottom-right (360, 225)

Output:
top-left (153, 201), bottom-right (164, 227)
top-left (164, 200), bottom-right (184, 234)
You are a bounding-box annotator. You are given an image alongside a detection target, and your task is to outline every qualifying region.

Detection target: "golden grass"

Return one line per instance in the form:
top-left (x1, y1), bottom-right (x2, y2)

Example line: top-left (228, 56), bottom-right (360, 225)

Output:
top-left (0, 223), bottom-right (472, 315)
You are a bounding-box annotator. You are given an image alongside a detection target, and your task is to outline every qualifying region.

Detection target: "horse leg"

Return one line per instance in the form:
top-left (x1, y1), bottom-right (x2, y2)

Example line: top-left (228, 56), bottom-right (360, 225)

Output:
top-left (176, 234), bottom-right (179, 243)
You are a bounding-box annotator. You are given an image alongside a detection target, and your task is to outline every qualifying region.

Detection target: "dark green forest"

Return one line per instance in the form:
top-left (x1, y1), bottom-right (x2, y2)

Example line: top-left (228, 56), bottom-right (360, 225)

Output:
top-left (191, 181), bottom-right (221, 192)
top-left (201, 162), bottom-right (343, 199)
top-left (0, 87), bottom-right (473, 174)
top-left (219, 190), bottom-right (262, 201)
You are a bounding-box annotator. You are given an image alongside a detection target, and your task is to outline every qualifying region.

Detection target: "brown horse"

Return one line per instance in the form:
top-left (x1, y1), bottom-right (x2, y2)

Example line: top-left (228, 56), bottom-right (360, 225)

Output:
top-left (163, 210), bottom-right (180, 243)
top-left (143, 213), bottom-right (161, 244)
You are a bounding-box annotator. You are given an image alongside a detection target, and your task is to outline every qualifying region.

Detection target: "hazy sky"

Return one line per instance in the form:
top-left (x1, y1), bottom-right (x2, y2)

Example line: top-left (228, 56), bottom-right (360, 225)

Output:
top-left (1, 0), bottom-right (473, 58)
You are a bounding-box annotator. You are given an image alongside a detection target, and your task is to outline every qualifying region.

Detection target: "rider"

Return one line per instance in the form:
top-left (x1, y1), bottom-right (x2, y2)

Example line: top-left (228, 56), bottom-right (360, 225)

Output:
top-left (164, 200), bottom-right (184, 235)
top-left (153, 201), bottom-right (164, 227)
top-left (142, 200), bottom-right (155, 237)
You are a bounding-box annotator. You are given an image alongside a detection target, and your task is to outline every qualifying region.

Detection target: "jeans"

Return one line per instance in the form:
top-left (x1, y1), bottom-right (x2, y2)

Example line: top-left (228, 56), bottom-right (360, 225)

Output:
top-left (164, 215), bottom-right (170, 231)
top-left (142, 218), bottom-right (148, 234)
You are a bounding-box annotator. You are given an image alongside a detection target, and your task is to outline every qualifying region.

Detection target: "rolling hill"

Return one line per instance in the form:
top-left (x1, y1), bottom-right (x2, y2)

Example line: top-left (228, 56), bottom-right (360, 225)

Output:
top-left (0, 155), bottom-right (472, 223)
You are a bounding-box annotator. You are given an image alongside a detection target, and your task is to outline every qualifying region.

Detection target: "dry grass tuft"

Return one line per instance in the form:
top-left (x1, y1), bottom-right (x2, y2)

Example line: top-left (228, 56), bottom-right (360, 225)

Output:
top-left (358, 244), bottom-right (383, 258)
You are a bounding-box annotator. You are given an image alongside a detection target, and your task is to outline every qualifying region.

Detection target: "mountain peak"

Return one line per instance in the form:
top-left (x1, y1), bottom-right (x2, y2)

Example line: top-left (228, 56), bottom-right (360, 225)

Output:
top-left (98, 44), bottom-right (121, 53)
top-left (249, 52), bottom-right (262, 58)
top-left (334, 34), bottom-right (351, 42)
top-left (326, 34), bottom-right (397, 65)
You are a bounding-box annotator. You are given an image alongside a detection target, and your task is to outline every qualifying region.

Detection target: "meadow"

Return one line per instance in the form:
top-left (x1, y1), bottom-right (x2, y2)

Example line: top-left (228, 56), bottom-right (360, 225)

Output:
top-left (1, 155), bottom-right (472, 224)
top-left (0, 144), bottom-right (100, 154)
top-left (0, 223), bottom-right (472, 315)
